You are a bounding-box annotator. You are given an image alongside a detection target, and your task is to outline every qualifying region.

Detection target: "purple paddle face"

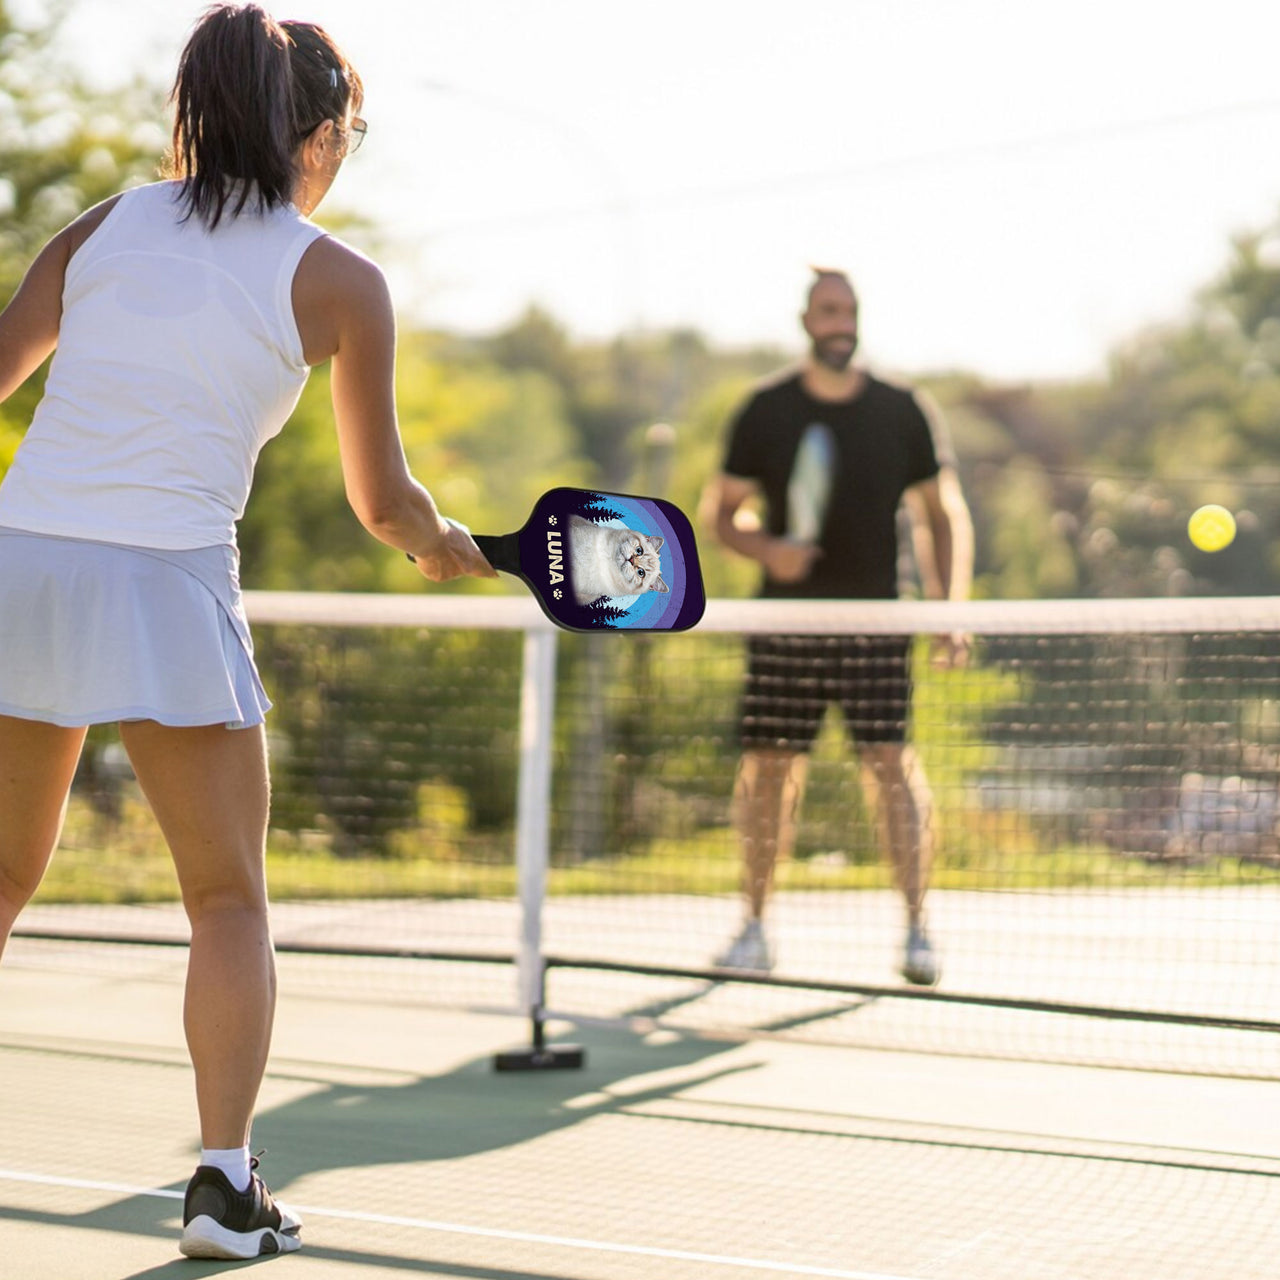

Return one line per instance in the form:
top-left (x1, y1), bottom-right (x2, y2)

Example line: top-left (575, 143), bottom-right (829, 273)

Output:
top-left (480, 488), bottom-right (705, 633)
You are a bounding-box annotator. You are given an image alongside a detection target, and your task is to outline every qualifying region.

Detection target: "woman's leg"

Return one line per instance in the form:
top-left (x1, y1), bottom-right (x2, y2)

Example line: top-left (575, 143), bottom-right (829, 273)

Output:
top-left (119, 720), bottom-right (274, 1150)
top-left (0, 714), bottom-right (87, 958)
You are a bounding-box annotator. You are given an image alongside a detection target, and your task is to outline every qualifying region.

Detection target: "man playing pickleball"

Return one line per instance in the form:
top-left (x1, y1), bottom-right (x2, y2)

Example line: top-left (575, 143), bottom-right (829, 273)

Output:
top-left (702, 268), bottom-right (973, 985)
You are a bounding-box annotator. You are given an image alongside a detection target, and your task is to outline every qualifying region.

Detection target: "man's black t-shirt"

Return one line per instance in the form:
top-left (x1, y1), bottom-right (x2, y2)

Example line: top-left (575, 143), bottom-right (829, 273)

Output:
top-left (722, 371), bottom-right (942, 600)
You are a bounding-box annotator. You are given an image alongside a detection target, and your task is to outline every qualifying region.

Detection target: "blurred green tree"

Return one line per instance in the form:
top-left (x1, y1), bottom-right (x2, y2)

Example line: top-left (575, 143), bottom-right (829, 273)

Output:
top-left (928, 207), bottom-right (1280, 600)
top-left (0, 0), bottom-right (165, 465)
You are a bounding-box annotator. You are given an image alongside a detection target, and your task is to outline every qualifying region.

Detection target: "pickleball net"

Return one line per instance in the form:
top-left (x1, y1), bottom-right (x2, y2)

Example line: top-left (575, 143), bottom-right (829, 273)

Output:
top-left (18, 592), bottom-right (1280, 1078)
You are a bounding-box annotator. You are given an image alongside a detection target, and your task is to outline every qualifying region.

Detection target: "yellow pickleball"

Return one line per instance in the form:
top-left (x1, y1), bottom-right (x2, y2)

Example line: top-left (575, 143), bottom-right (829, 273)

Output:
top-left (1188, 504), bottom-right (1236, 553)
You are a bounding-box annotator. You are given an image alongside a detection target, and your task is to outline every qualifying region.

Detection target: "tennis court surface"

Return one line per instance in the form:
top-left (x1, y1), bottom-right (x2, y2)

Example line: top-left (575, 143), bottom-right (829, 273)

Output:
top-left (7, 595), bottom-right (1280, 1275)
top-left (2, 935), bottom-right (1277, 1280)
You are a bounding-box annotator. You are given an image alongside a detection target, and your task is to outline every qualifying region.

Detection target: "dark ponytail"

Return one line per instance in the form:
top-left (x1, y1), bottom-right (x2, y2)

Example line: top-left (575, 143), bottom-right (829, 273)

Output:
top-left (168, 4), bottom-right (363, 228)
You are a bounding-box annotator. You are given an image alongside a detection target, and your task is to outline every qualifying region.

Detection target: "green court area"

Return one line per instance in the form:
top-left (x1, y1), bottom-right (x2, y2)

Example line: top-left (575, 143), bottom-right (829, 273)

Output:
top-left (1, 937), bottom-right (1276, 1279)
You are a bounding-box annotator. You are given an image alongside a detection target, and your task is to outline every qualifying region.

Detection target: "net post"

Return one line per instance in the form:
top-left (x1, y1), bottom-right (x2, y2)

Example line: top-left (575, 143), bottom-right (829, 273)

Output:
top-left (494, 625), bottom-right (585, 1072)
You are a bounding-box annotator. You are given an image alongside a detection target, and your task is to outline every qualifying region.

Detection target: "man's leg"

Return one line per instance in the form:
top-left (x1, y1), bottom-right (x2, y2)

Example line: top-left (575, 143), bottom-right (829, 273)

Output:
top-left (843, 634), bottom-right (939, 985)
top-left (721, 635), bottom-right (826, 970)
top-left (858, 742), bottom-right (933, 927)
top-left (858, 741), bottom-right (939, 984)
top-left (0, 715), bottom-right (87, 958)
top-left (733, 747), bottom-right (809, 919)
top-left (715, 748), bottom-right (808, 970)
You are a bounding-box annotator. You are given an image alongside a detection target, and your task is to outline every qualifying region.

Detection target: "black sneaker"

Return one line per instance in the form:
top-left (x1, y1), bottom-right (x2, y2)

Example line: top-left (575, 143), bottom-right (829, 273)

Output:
top-left (179, 1159), bottom-right (302, 1259)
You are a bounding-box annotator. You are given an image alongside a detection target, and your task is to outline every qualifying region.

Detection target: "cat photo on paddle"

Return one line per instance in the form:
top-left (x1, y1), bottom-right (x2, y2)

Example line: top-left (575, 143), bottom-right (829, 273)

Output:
top-left (567, 515), bottom-right (669, 606)
top-left (415, 487), bottom-right (704, 633)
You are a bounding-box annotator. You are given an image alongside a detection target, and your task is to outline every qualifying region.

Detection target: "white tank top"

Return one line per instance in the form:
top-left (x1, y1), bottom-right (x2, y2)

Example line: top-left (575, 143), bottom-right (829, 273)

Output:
top-left (0, 181), bottom-right (327, 549)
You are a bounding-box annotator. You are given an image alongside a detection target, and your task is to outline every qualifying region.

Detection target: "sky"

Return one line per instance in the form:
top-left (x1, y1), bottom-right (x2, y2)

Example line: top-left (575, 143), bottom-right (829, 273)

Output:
top-left (45, 0), bottom-right (1280, 382)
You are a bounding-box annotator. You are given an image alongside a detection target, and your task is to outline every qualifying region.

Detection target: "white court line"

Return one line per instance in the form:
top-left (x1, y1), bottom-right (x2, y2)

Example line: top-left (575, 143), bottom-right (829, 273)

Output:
top-left (0, 1166), bottom-right (925, 1280)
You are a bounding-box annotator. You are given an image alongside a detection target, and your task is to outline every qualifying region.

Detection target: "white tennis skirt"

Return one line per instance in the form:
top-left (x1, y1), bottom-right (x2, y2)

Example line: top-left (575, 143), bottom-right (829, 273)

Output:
top-left (0, 527), bottom-right (271, 730)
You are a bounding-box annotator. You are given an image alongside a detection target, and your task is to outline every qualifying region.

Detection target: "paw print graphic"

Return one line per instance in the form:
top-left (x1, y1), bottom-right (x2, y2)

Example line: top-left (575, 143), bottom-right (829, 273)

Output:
top-left (553, 589), bottom-right (562, 600)
top-left (547, 515), bottom-right (558, 526)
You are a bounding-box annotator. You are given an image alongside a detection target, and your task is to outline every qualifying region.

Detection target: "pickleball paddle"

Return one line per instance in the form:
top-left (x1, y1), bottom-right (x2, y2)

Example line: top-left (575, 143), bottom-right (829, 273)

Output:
top-left (412, 487), bottom-right (705, 633)
top-left (786, 422), bottom-right (837, 544)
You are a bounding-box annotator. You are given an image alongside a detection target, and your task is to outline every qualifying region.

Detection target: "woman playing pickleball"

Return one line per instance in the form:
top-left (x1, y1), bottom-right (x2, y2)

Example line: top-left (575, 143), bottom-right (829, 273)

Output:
top-left (0, 3), bottom-right (492, 1259)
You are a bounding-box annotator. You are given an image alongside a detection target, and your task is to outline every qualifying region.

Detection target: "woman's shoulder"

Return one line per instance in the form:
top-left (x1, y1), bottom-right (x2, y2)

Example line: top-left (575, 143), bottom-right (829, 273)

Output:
top-left (296, 232), bottom-right (387, 298)
top-left (292, 233), bottom-right (394, 365)
top-left (61, 182), bottom-right (184, 257)
top-left (60, 191), bottom-right (131, 259)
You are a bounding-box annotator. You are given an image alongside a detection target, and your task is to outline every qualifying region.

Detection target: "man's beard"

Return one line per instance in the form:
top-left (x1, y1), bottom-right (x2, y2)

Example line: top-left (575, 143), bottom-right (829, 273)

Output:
top-left (812, 334), bottom-right (858, 371)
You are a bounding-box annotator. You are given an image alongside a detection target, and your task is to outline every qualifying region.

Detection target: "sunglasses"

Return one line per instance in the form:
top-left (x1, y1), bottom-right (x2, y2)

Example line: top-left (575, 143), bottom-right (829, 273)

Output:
top-left (299, 116), bottom-right (367, 155)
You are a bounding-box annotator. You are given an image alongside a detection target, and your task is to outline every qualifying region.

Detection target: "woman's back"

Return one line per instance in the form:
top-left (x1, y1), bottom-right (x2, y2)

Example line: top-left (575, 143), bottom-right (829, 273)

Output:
top-left (0, 180), bottom-right (324, 550)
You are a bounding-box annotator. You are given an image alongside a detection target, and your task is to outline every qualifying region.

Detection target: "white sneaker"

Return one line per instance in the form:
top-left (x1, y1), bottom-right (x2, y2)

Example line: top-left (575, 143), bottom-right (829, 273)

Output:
top-left (901, 925), bottom-right (940, 986)
top-left (714, 919), bottom-right (774, 972)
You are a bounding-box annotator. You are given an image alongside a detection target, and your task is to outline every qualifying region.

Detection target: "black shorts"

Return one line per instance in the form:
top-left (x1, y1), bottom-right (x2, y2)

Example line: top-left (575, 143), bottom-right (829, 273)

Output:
top-left (739, 634), bottom-right (913, 751)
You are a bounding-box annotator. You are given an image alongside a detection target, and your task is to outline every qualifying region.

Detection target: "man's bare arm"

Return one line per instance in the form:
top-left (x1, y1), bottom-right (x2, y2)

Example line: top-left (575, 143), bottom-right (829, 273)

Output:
top-left (700, 472), bottom-right (821, 584)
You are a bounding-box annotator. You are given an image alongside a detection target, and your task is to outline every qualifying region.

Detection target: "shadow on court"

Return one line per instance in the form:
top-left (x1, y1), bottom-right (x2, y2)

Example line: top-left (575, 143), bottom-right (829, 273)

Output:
top-left (0, 987), bottom-right (770, 1277)
top-left (60, 1247), bottom-right (609, 1280)
top-left (6, 955), bottom-right (1280, 1280)
top-left (258, 986), bottom-right (770, 1182)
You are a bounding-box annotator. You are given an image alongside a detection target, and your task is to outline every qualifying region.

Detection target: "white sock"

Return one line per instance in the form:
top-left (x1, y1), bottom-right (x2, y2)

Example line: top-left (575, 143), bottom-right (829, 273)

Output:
top-left (201, 1146), bottom-right (252, 1192)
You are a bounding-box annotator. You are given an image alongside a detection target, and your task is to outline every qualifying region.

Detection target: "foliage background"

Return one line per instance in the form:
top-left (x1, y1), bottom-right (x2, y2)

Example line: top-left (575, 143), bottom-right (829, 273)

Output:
top-left (3, 1), bottom-right (1279, 891)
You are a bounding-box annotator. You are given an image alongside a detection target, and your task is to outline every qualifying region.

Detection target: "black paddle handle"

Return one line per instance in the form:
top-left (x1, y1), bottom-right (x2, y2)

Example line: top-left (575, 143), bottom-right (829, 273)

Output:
top-left (405, 530), bottom-right (518, 575)
top-left (472, 532), bottom-right (518, 573)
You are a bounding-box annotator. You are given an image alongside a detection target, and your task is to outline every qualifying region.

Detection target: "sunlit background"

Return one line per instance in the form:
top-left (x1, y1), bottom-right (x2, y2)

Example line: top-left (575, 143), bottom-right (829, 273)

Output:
top-left (2, 0), bottom-right (1280, 603)
top-left (45, 0), bottom-right (1280, 380)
